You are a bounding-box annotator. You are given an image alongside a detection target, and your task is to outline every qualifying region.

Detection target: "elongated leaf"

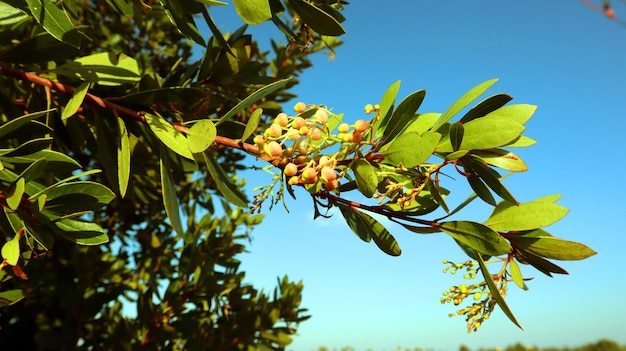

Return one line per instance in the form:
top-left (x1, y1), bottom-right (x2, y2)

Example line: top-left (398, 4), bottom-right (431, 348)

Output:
top-left (337, 203), bottom-right (371, 242)
top-left (62, 82), bottom-right (90, 120)
top-left (5, 149), bottom-right (80, 168)
top-left (508, 258), bottom-right (527, 290)
top-left (6, 177), bottom-right (25, 210)
top-left (381, 89), bottom-right (426, 146)
top-left (460, 93), bottom-right (513, 123)
top-left (216, 78), bottom-right (291, 125)
top-left (433, 79), bottom-right (499, 131)
top-left (0, 289), bottom-right (25, 307)
top-left (119, 87), bottom-right (206, 106)
top-left (439, 221), bottom-right (511, 256)
top-left (449, 122), bottom-right (464, 151)
top-left (351, 159), bottom-right (377, 198)
top-left (400, 222), bottom-right (441, 234)
top-left (117, 117), bottom-right (130, 197)
top-left (437, 116), bottom-right (525, 152)
top-left (355, 210), bottom-right (401, 256)
top-left (467, 175), bottom-right (496, 206)
top-left (28, 169), bottom-right (102, 200)
top-left (510, 236), bottom-right (596, 261)
top-left (504, 135), bottom-right (537, 148)
top-left (42, 181), bottom-right (115, 213)
top-left (381, 131), bottom-right (441, 168)
top-left (52, 217), bottom-right (109, 245)
top-left (56, 52), bottom-right (140, 86)
top-left (233, 0), bottom-right (272, 25)
top-left (472, 149), bottom-right (527, 172)
top-left (288, 0), bottom-right (345, 36)
top-left (2, 138), bottom-right (52, 157)
top-left (187, 120), bottom-right (217, 153)
top-left (403, 112), bottom-right (440, 135)
top-left (203, 152), bottom-right (248, 207)
top-left (25, 0), bottom-right (82, 47)
top-left (1, 234), bottom-right (21, 266)
top-left (476, 252), bottom-right (523, 329)
top-left (160, 151), bottom-right (185, 237)
top-left (515, 248), bottom-right (568, 277)
top-left (0, 33), bottom-right (79, 63)
top-left (145, 113), bottom-right (194, 159)
top-left (0, 2), bottom-right (28, 25)
top-left (163, 6), bottom-right (205, 46)
top-left (466, 155), bottom-right (517, 204)
top-left (0, 109), bottom-right (55, 139)
top-left (372, 80), bottom-right (401, 138)
top-left (485, 104), bottom-right (537, 126)
top-left (485, 199), bottom-right (569, 232)
top-left (239, 108), bottom-right (262, 142)
top-left (19, 158), bottom-right (47, 183)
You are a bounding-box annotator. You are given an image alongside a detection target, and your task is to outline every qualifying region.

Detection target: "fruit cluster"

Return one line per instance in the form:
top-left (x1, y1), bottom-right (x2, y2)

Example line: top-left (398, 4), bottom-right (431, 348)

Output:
top-left (253, 102), bottom-right (370, 193)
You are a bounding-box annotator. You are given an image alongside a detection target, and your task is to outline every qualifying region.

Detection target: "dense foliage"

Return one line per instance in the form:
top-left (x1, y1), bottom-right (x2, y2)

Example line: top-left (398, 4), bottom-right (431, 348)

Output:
top-left (0, 0), bottom-right (595, 350)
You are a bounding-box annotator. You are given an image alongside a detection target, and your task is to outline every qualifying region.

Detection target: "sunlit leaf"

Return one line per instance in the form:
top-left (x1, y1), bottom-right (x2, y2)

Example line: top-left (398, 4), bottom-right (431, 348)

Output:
top-left (233, 0), bottom-right (272, 25)
top-left (1, 234), bottom-right (21, 266)
top-left (216, 78), bottom-right (291, 125)
top-left (510, 235), bottom-right (596, 261)
top-left (0, 109), bottom-right (55, 139)
top-left (62, 82), bottom-right (90, 120)
top-left (508, 258), bottom-right (527, 290)
top-left (471, 149), bottom-right (528, 172)
top-left (145, 113), bottom-right (194, 160)
top-left (439, 221), bottom-right (511, 256)
top-left (485, 199), bottom-right (569, 232)
top-left (381, 131), bottom-right (441, 168)
top-left (433, 78), bottom-right (499, 131)
top-left (437, 116), bottom-right (525, 152)
top-left (187, 119), bottom-right (217, 153)
top-left (24, 0), bottom-right (82, 47)
top-left (56, 52), bottom-right (141, 86)
top-left (351, 159), bottom-right (378, 198)
top-left (160, 151), bottom-right (185, 237)
top-left (117, 117), bottom-right (130, 198)
top-left (6, 177), bottom-right (25, 210)
top-left (288, 0), bottom-right (345, 35)
top-left (380, 89), bottom-right (426, 146)
top-left (239, 108), bottom-right (262, 143)
top-left (372, 80), bottom-right (401, 138)
top-left (0, 289), bottom-right (25, 307)
top-left (51, 217), bottom-right (109, 245)
top-left (203, 152), bottom-right (248, 207)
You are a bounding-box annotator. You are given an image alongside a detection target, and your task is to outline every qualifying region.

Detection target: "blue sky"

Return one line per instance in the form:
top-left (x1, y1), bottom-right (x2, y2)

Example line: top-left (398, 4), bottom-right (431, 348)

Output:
top-left (208, 1), bottom-right (626, 350)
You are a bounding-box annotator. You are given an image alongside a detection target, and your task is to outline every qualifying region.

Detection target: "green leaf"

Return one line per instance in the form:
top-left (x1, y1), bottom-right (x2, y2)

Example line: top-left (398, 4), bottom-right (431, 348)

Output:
top-left (163, 5), bottom-right (206, 46)
top-left (62, 82), bottom-right (90, 120)
top-left (1, 234), bottom-right (21, 266)
top-left (5, 149), bottom-right (80, 168)
top-left (119, 87), bottom-right (206, 106)
top-left (437, 116), bottom-right (525, 152)
top-left (0, 109), bottom-right (55, 139)
top-left (233, 0), bottom-right (272, 25)
top-left (160, 151), bottom-right (185, 237)
top-left (504, 135), bottom-right (537, 148)
top-left (465, 155), bottom-right (517, 204)
top-left (117, 117), bottom-right (130, 198)
top-left (439, 221), bottom-right (511, 256)
top-left (372, 80), bottom-right (401, 138)
top-left (484, 199), bottom-right (569, 232)
top-left (203, 152), bottom-right (248, 207)
top-left (216, 78), bottom-right (291, 126)
top-left (467, 175), bottom-right (496, 206)
top-left (0, 33), bottom-right (80, 64)
top-left (145, 113), bottom-right (194, 160)
top-left (288, 0), bottom-right (345, 36)
top-left (460, 93), bottom-right (513, 123)
top-left (340, 207), bottom-right (402, 256)
top-left (0, 289), bottom-right (25, 307)
top-left (508, 258), bottom-right (527, 290)
top-left (403, 112), bottom-right (441, 135)
top-left (471, 149), bottom-right (528, 172)
top-left (42, 181), bottom-right (115, 213)
top-left (24, 0), bottom-right (82, 47)
top-left (486, 104), bottom-right (537, 126)
top-left (515, 248), bottom-right (568, 277)
top-left (399, 222), bottom-right (441, 234)
top-left (186, 120), bottom-right (217, 153)
top-left (475, 252), bottom-right (523, 329)
top-left (337, 203), bottom-right (371, 242)
top-left (2, 137), bottom-right (52, 157)
top-left (433, 78), bottom-right (499, 131)
top-left (20, 158), bottom-right (47, 183)
top-left (6, 177), bottom-right (25, 210)
top-left (510, 235), bottom-right (596, 261)
top-left (449, 121), bottom-right (464, 152)
top-left (239, 108), bottom-right (262, 142)
top-left (51, 217), bottom-right (109, 245)
top-left (0, 2), bottom-right (28, 25)
top-left (56, 52), bottom-right (141, 86)
top-left (381, 131), bottom-right (441, 168)
top-left (380, 89), bottom-right (426, 146)
top-left (27, 169), bottom-right (102, 200)
top-left (351, 159), bottom-right (378, 198)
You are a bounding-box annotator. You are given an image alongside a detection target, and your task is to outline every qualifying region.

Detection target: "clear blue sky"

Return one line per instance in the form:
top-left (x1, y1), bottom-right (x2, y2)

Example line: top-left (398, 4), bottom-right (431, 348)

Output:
top-left (207, 1), bottom-right (626, 350)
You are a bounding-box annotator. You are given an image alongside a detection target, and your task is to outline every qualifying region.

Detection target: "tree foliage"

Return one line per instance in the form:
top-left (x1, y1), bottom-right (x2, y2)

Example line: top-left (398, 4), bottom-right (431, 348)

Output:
top-left (0, 0), bottom-right (595, 349)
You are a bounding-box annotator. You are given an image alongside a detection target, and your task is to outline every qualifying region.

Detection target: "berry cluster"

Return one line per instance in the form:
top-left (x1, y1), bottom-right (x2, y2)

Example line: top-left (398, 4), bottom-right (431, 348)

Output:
top-left (439, 259), bottom-right (506, 333)
top-left (253, 102), bottom-right (370, 195)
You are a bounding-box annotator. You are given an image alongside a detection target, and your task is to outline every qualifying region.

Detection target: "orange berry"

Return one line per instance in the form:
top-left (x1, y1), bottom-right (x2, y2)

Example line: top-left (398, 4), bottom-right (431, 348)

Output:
top-left (294, 102), bottom-right (307, 113)
top-left (301, 167), bottom-right (318, 184)
top-left (310, 127), bottom-right (322, 141)
top-left (275, 112), bottom-right (289, 127)
top-left (354, 119), bottom-right (368, 133)
top-left (264, 141), bottom-right (283, 159)
top-left (320, 166), bottom-right (337, 182)
top-left (292, 116), bottom-right (306, 129)
top-left (351, 131), bottom-right (362, 143)
top-left (266, 122), bottom-right (282, 138)
top-left (284, 162), bottom-right (298, 177)
top-left (324, 179), bottom-right (339, 191)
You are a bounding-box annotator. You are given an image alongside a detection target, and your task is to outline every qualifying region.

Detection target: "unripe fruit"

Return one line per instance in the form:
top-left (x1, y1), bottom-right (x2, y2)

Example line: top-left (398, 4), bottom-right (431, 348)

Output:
top-left (309, 128), bottom-right (322, 141)
top-left (320, 166), bottom-right (337, 182)
top-left (275, 112), bottom-right (289, 126)
top-left (364, 104), bottom-right (374, 114)
top-left (266, 122), bottom-right (282, 138)
top-left (301, 167), bottom-right (318, 184)
top-left (295, 139), bottom-right (309, 154)
top-left (318, 155), bottom-right (332, 167)
top-left (294, 102), bottom-right (307, 113)
top-left (314, 108), bottom-right (328, 124)
top-left (253, 135), bottom-right (265, 146)
top-left (292, 116), bottom-right (306, 129)
top-left (354, 119), bottom-right (368, 133)
top-left (284, 162), bottom-right (298, 177)
top-left (264, 141), bottom-right (283, 159)
top-left (288, 176), bottom-right (300, 185)
top-left (299, 126), bottom-right (310, 136)
top-left (324, 179), bottom-right (339, 191)
top-left (351, 131), bottom-right (362, 143)
top-left (337, 123), bottom-right (350, 133)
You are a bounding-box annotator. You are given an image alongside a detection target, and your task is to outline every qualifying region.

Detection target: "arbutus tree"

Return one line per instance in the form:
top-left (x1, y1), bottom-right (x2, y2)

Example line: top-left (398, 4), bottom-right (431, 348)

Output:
top-left (0, 0), bottom-right (595, 349)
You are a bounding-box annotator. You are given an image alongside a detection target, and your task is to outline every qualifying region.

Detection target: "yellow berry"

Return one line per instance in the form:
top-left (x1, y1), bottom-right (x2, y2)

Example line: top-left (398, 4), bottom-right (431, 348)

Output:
top-left (301, 167), bottom-right (318, 184)
top-left (314, 109), bottom-right (328, 124)
top-left (275, 112), bottom-right (289, 127)
top-left (294, 102), bottom-right (306, 113)
top-left (284, 163), bottom-right (298, 177)
top-left (320, 166), bottom-right (337, 182)
top-left (354, 119), bottom-right (368, 133)
top-left (309, 127), bottom-right (322, 141)
top-left (338, 123), bottom-right (350, 133)
top-left (264, 141), bottom-right (283, 159)
top-left (253, 135), bottom-right (265, 146)
top-left (266, 123), bottom-right (282, 138)
top-left (292, 116), bottom-right (306, 129)
top-left (364, 104), bottom-right (374, 114)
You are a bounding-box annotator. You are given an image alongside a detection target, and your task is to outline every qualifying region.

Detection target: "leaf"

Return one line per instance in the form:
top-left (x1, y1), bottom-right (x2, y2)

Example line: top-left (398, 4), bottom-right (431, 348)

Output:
top-left (56, 52), bottom-right (141, 86)
top-left (475, 252), bottom-right (523, 330)
top-left (0, 109), bottom-right (55, 139)
top-left (337, 205), bottom-right (402, 256)
top-left (399, 222), bottom-right (441, 234)
top-left (288, 0), bottom-right (345, 36)
top-left (437, 116), bottom-right (525, 152)
top-left (508, 258), bottom-right (527, 290)
top-left (6, 177), bottom-right (25, 210)
top-left (380, 89), bottom-right (426, 146)
top-left (460, 93), bottom-right (513, 123)
top-left (0, 2), bottom-right (28, 25)
top-left (515, 248), bottom-right (568, 277)
top-left (216, 78), bottom-right (291, 126)
top-left (485, 104), bottom-right (537, 126)
top-left (467, 175), bottom-right (496, 206)
top-left (471, 149), bottom-right (528, 172)
top-left (24, 0), bottom-right (82, 47)
top-left (163, 5), bottom-right (206, 46)
top-left (28, 169), bottom-right (103, 200)
top-left (239, 108), bottom-right (262, 142)
top-left (510, 235), bottom-right (596, 261)
top-left (449, 122), bottom-right (464, 152)
top-left (0, 33), bottom-right (80, 64)
top-left (145, 113), bottom-right (194, 160)
top-left (41, 181), bottom-right (116, 213)
top-left (119, 87), bottom-right (207, 106)
top-left (159, 151), bottom-right (185, 238)
top-left (433, 78), bottom-right (499, 131)
top-left (51, 217), bottom-right (109, 245)
top-left (2, 137), bottom-right (53, 157)
top-left (0, 289), bottom-right (25, 307)
top-left (186, 120), bottom-right (217, 153)
top-left (465, 155), bottom-right (517, 204)
top-left (203, 152), bottom-right (248, 207)
top-left (117, 117), bottom-right (130, 197)
top-left (351, 159), bottom-right (377, 198)
top-left (381, 131), bottom-right (441, 168)
top-left (1, 234), bottom-right (21, 266)
top-left (62, 82), bottom-right (90, 120)
top-left (233, 0), bottom-right (272, 25)
top-left (439, 221), bottom-right (511, 256)
top-left (372, 80), bottom-right (401, 138)
top-left (484, 199), bottom-right (569, 232)
top-left (5, 149), bottom-right (81, 168)
top-left (504, 135), bottom-right (537, 148)
top-left (337, 203), bottom-right (371, 242)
